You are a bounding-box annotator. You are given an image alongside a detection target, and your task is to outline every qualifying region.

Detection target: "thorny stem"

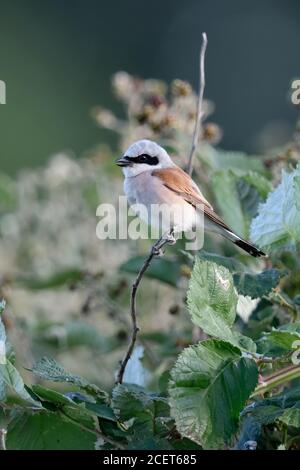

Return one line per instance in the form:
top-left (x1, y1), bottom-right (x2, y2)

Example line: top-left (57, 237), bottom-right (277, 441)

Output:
top-left (116, 230), bottom-right (175, 384)
top-left (187, 32), bottom-right (208, 176)
top-left (251, 365), bottom-right (300, 398)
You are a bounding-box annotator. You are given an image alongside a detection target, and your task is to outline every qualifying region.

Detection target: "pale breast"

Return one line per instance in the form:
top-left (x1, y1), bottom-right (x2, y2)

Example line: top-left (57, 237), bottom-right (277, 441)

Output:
top-left (123, 172), bottom-right (199, 233)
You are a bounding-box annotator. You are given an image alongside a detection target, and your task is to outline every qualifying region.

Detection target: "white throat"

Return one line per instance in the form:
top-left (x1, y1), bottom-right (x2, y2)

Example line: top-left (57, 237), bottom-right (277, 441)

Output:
top-left (122, 161), bottom-right (174, 178)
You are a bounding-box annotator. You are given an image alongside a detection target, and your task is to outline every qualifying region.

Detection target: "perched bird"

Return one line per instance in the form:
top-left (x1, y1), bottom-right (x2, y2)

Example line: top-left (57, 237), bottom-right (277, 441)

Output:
top-left (116, 139), bottom-right (265, 257)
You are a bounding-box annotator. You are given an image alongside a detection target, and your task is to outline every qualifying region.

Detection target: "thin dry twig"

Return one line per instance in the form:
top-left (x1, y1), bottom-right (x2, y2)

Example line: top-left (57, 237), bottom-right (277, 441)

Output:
top-left (116, 231), bottom-right (174, 384)
top-left (187, 32), bottom-right (208, 176)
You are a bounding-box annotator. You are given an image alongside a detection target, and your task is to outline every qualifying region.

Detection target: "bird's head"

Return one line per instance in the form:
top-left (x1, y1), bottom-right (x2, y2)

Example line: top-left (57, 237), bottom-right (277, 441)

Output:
top-left (116, 139), bottom-right (174, 177)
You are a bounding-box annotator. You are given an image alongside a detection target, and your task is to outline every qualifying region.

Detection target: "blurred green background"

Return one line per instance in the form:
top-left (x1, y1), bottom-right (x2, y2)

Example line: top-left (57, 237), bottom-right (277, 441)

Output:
top-left (0, 0), bottom-right (299, 174)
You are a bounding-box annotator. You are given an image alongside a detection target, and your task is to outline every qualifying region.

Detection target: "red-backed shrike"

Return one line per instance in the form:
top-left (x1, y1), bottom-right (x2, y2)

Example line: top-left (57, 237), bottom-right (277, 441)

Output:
top-left (116, 139), bottom-right (265, 257)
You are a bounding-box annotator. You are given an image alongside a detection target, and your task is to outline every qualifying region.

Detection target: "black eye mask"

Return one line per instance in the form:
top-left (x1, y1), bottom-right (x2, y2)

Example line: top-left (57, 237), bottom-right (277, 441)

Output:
top-left (126, 153), bottom-right (159, 166)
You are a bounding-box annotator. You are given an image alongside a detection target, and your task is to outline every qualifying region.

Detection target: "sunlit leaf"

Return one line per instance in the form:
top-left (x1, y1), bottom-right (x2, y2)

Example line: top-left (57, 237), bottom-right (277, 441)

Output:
top-left (257, 324), bottom-right (300, 356)
top-left (0, 360), bottom-right (40, 405)
top-left (251, 164), bottom-right (300, 252)
top-left (188, 257), bottom-right (255, 351)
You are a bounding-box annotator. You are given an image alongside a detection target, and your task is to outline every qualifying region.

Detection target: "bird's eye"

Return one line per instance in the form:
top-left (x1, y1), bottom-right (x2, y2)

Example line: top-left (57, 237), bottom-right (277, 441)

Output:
top-left (133, 153), bottom-right (159, 165)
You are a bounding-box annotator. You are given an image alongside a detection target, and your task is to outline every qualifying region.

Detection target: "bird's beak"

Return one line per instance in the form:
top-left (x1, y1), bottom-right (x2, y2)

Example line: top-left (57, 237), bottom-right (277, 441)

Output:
top-left (116, 156), bottom-right (132, 167)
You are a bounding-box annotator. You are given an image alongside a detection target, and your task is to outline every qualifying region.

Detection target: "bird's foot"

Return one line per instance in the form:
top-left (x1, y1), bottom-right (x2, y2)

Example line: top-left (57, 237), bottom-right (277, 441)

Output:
top-left (165, 228), bottom-right (176, 245)
top-left (166, 233), bottom-right (176, 245)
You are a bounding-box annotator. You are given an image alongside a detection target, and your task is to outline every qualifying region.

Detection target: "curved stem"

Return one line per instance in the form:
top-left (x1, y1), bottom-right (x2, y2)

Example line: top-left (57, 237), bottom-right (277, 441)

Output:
top-left (116, 231), bottom-right (175, 384)
top-left (251, 365), bottom-right (300, 398)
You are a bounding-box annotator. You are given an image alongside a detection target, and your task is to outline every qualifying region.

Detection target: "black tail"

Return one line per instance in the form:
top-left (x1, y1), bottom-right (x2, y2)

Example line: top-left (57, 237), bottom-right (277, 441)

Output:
top-left (210, 226), bottom-right (266, 258)
top-left (234, 238), bottom-right (266, 258)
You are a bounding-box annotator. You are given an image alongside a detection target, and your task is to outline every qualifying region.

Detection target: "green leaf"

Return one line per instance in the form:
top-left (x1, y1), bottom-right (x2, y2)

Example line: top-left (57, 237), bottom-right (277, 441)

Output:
top-left (85, 402), bottom-right (117, 422)
top-left (0, 308), bottom-right (7, 400)
top-left (0, 305), bottom-right (6, 365)
top-left (233, 269), bottom-right (282, 299)
top-left (0, 379), bottom-right (5, 401)
top-left (253, 386), bottom-right (300, 409)
top-left (32, 384), bottom-right (112, 431)
top-left (188, 258), bottom-right (237, 333)
top-left (6, 410), bottom-right (96, 450)
top-left (112, 384), bottom-right (170, 438)
top-left (251, 164), bottom-right (300, 252)
top-left (280, 322), bottom-right (300, 334)
top-left (295, 172), bottom-right (300, 211)
top-left (188, 258), bottom-right (254, 350)
top-left (198, 250), bottom-right (245, 272)
top-left (216, 151), bottom-right (265, 172)
top-left (212, 169), bottom-right (271, 239)
top-left (30, 357), bottom-right (108, 402)
top-left (201, 146), bottom-right (265, 173)
top-left (238, 387), bottom-right (300, 446)
top-left (241, 172), bottom-right (272, 199)
top-left (279, 407), bottom-right (300, 428)
top-left (32, 384), bottom-right (73, 406)
top-left (257, 325), bottom-right (300, 356)
top-left (20, 269), bottom-right (84, 290)
top-left (236, 404), bottom-right (284, 449)
top-left (120, 256), bottom-right (181, 287)
top-left (236, 178), bottom-right (263, 221)
top-left (243, 299), bottom-right (277, 340)
top-left (168, 339), bottom-right (258, 449)
top-left (212, 170), bottom-right (248, 238)
top-left (267, 329), bottom-right (300, 350)
top-left (37, 321), bottom-right (108, 351)
top-left (0, 360), bottom-right (40, 405)
top-left (0, 174), bottom-right (17, 213)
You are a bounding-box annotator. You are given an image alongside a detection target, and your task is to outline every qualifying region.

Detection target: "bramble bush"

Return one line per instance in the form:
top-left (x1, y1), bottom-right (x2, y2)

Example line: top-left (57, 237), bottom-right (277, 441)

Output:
top-left (0, 73), bottom-right (300, 450)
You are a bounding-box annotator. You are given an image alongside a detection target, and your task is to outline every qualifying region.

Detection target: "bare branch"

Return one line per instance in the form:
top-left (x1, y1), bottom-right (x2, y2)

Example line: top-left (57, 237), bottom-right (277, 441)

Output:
top-left (187, 32), bottom-right (208, 176)
top-left (116, 231), bottom-right (175, 384)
